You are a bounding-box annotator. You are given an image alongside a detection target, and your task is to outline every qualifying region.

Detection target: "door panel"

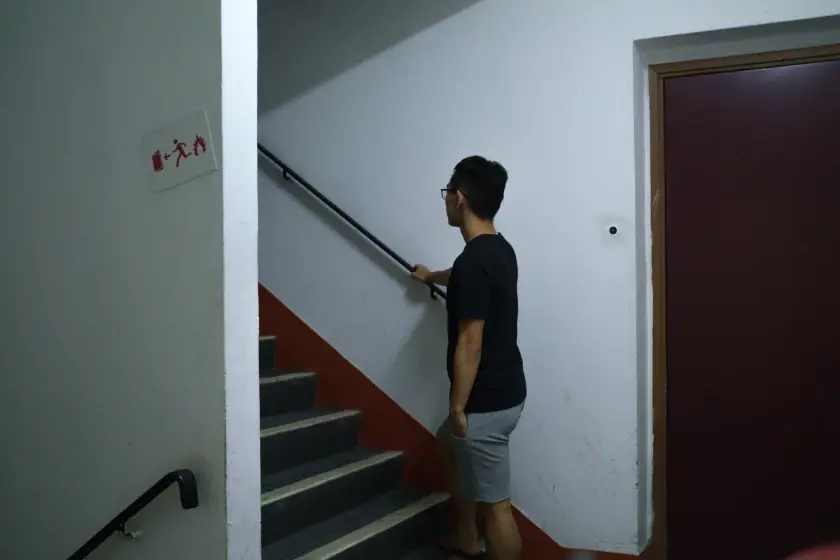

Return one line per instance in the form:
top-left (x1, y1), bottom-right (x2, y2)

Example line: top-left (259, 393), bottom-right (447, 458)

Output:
top-left (664, 59), bottom-right (840, 560)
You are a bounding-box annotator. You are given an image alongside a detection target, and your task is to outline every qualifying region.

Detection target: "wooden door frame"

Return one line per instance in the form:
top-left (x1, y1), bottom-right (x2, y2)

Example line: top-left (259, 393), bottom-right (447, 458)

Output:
top-left (648, 43), bottom-right (840, 560)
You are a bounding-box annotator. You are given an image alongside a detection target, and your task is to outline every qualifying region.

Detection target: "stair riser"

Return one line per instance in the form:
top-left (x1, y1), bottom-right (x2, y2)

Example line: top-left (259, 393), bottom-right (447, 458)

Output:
top-left (260, 377), bottom-right (317, 416)
top-left (259, 337), bottom-right (276, 372)
top-left (261, 455), bottom-right (405, 545)
top-left (328, 499), bottom-right (450, 560)
top-left (261, 415), bottom-right (360, 475)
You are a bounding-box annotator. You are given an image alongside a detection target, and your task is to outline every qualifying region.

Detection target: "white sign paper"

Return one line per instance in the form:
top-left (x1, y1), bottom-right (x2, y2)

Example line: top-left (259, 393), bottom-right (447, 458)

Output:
top-left (142, 109), bottom-right (218, 193)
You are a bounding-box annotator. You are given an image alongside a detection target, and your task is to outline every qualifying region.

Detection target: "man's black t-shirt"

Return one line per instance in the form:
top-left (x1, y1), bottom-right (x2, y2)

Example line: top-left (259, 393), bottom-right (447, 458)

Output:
top-left (446, 233), bottom-right (526, 414)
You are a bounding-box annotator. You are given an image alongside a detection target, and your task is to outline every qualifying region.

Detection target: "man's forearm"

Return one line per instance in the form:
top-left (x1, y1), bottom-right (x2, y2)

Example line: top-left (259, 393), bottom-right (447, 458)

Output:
top-left (427, 268), bottom-right (452, 286)
top-left (450, 341), bottom-right (480, 412)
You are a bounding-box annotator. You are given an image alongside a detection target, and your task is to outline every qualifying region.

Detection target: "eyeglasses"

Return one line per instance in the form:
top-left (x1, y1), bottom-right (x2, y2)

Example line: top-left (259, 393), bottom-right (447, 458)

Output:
top-left (440, 188), bottom-right (454, 200)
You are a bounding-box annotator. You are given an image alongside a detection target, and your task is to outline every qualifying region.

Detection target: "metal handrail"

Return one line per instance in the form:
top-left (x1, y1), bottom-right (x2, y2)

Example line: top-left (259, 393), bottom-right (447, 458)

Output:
top-left (68, 469), bottom-right (198, 559)
top-left (258, 143), bottom-right (446, 300)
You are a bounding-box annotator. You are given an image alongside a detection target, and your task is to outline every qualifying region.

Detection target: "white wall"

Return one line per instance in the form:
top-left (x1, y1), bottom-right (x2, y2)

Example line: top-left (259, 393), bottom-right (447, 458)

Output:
top-left (257, 0), bottom-right (840, 554)
top-left (0, 1), bottom-right (259, 559)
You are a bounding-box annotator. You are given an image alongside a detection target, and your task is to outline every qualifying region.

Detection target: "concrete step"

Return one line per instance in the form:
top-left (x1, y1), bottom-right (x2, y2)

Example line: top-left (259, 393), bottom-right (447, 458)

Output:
top-left (261, 447), bottom-right (405, 545)
top-left (261, 408), bottom-right (361, 475)
top-left (262, 487), bottom-right (450, 560)
top-left (259, 335), bottom-right (277, 372)
top-left (260, 371), bottom-right (317, 416)
top-left (256, 334), bottom-right (448, 558)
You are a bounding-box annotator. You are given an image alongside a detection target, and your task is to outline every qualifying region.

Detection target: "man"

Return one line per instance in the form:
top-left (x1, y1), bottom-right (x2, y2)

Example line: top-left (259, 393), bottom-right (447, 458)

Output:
top-left (412, 156), bottom-right (527, 560)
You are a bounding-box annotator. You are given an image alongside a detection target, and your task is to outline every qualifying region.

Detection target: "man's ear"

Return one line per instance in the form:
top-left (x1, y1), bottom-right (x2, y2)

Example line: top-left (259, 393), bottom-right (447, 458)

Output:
top-left (456, 190), bottom-right (467, 208)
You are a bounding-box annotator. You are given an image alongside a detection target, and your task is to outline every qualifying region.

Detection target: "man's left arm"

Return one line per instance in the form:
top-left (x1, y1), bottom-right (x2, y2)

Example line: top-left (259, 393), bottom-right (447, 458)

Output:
top-left (450, 318), bottom-right (485, 416)
top-left (449, 259), bottom-right (491, 435)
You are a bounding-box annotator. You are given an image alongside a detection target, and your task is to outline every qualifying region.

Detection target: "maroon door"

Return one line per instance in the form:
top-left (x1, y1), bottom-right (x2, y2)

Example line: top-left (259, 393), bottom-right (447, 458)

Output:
top-left (665, 59), bottom-right (840, 560)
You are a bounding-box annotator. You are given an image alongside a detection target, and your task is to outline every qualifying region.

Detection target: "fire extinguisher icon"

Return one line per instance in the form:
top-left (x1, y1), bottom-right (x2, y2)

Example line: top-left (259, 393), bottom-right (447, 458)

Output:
top-left (152, 150), bottom-right (164, 172)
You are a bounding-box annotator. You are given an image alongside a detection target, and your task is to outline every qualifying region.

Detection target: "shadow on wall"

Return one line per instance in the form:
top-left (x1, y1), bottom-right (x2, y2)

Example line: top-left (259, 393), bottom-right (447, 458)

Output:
top-left (259, 0), bottom-right (484, 113)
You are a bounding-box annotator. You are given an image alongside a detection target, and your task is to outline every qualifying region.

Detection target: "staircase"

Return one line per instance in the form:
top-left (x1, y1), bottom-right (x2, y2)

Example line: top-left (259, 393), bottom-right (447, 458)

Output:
top-left (259, 335), bottom-right (451, 559)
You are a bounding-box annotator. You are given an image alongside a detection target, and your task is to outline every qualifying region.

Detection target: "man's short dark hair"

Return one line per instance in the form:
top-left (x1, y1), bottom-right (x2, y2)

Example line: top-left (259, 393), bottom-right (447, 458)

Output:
top-left (449, 155), bottom-right (508, 220)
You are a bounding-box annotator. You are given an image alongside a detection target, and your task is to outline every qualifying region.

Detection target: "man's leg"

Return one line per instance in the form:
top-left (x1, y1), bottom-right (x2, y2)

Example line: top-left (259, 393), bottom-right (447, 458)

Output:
top-left (481, 499), bottom-right (521, 560)
top-left (453, 404), bottom-right (524, 560)
top-left (437, 419), bottom-right (482, 556)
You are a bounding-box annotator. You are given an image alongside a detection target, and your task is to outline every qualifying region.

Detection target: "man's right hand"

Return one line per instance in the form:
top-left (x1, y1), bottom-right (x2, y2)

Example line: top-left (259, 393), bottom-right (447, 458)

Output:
top-left (411, 264), bottom-right (432, 283)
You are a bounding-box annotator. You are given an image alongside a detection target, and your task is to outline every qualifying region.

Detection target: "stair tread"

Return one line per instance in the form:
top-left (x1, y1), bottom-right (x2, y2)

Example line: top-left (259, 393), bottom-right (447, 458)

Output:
top-left (260, 368), bottom-right (316, 379)
top-left (260, 407), bottom-right (353, 430)
top-left (261, 447), bottom-right (389, 494)
top-left (260, 370), bottom-right (316, 381)
top-left (261, 486), bottom-right (447, 559)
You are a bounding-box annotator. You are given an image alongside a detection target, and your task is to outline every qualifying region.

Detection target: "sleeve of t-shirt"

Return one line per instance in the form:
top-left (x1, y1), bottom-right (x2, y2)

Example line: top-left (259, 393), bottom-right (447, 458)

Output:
top-left (454, 251), bottom-right (492, 320)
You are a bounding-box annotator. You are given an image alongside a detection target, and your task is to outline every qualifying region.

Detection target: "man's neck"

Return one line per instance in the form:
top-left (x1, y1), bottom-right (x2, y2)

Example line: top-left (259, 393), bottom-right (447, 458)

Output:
top-left (460, 215), bottom-right (497, 243)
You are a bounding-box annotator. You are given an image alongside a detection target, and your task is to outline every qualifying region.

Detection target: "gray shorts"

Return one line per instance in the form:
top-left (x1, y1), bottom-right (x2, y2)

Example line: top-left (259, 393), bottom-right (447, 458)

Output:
top-left (437, 403), bottom-right (524, 504)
